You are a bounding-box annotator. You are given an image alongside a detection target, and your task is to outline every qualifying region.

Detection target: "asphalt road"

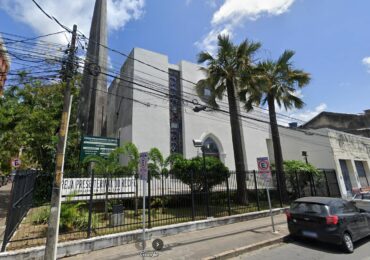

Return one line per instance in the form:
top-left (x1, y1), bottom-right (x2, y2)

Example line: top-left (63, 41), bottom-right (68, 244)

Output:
top-left (234, 236), bottom-right (370, 260)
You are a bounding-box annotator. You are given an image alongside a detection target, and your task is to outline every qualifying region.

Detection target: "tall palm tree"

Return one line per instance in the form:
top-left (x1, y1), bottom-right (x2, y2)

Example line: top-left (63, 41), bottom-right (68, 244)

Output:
top-left (239, 50), bottom-right (311, 201)
top-left (196, 34), bottom-right (261, 204)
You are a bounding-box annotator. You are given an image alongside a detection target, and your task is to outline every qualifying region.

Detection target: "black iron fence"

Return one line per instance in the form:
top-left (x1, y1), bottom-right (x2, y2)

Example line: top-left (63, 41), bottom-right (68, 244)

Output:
top-left (1, 170), bottom-right (38, 251)
top-left (2, 169), bottom-right (340, 250)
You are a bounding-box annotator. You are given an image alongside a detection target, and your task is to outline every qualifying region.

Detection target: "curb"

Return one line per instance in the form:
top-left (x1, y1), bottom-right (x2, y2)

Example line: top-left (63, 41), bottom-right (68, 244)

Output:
top-left (0, 208), bottom-right (288, 260)
top-left (202, 235), bottom-right (289, 260)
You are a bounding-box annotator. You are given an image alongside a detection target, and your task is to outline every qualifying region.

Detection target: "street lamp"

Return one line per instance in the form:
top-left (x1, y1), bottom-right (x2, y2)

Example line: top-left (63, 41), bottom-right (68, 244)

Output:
top-left (193, 139), bottom-right (210, 217)
top-left (301, 151), bottom-right (308, 164)
top-left (193, 105), bottom-right (207, 113)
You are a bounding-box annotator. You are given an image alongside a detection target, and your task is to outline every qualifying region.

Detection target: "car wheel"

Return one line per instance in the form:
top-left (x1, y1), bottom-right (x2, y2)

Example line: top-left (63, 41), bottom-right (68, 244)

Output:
top-left (342, 232), bottom-right (354, 253)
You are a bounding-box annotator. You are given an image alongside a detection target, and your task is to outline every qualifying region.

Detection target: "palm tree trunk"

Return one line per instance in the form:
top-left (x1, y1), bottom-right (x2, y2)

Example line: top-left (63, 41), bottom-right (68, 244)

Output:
top-left (267, 95), bottom-right (288, 202)
top-left (226, 80), bottom-right (248, 205)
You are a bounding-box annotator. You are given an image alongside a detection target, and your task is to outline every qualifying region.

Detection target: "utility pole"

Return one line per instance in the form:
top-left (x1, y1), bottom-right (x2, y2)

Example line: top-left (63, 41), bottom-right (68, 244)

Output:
top-left (44, 24), bottom-right (77, 260)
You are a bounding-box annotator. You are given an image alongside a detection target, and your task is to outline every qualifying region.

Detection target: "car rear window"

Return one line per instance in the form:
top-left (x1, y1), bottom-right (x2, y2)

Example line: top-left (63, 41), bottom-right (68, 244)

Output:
top-left (290, 202), bottom-right (328, 215)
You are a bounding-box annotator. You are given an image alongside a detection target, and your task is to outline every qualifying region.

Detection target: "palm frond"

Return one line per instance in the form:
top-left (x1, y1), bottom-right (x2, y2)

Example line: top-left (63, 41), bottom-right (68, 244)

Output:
top-left (277, 50), bottom-right (295, 68)
top-left (289, 69), bottom-right (311, 87)
top-left (198, 51), bottom-right (214, 64)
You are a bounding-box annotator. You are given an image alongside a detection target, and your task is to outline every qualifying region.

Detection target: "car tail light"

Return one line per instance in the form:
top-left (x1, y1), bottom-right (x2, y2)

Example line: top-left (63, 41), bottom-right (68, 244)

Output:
top-left (326, 215), bottom-right (339, 225)
top-left (285, 210), bottom-right (292, 221)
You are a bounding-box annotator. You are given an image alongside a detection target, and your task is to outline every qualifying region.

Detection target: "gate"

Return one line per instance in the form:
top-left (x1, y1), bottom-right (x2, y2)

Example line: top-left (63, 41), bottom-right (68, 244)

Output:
top-left (1, 171), bottom-right (37, 251)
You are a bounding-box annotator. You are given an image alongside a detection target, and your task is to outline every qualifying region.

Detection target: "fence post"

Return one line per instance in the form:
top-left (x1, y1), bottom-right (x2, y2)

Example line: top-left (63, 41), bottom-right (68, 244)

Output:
top-left (275, 171), bottom-right (283, 208)
top-left (148, 171), bottom-right (151, 229)
top-left (253, 171), bottom-right (260, 211)
top-left (204, 171), bottom-right (210, 218)
top-left (87, 169), bottom-right (95, 238)
top-left (190, 170), bottom-right (195, 221)
top-left (308, 172), bottom-right (314, 196)
top-left (311, 174), bottom-right (317, 196)
top-left (226, 173), bottom-right (231, 216)
top-left (323, 170), bottom-right (331, 197)
top-left (295, 171), bottom-right (301, 198)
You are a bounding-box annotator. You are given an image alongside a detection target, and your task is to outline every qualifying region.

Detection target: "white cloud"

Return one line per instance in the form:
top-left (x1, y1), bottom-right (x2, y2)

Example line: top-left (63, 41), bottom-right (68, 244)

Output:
top-left (362, 56), bottom-right (370, 73)
top-left (212, 0), bottom-right (294, 25)
top-left (195, 26), bottom-right (233, 55)
top-left (0, 0), bottom-right (145, 44)
top-left (290, 103), bottom-right (327, 122)
top-left (196, 0), bottom-right (295, 53)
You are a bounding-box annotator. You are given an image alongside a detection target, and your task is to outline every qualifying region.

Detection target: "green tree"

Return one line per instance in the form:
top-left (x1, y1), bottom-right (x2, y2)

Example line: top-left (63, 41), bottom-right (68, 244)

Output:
top-left (83, 147), bottom-right (127, 218)
top-left (0, 73), bottom-right (81, 174)
top-left (196, 35), bottom-right (261, 204)
top-left (170, 155), bottom-right (229, 192)
top-left (239, 50), bottom-right (311, 201)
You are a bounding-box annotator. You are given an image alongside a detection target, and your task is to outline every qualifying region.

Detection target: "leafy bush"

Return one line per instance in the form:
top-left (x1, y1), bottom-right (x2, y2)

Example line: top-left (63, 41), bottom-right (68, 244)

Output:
top-left (31, 194), bottom-right (99, 232)
top-left (31, 206), bottom-right (50, 225)
top-left (150, 197), bottom-right (169, 209)
top-left (283, 160), bottom-right (320, 197)
top-left (170, 156), bottom-right (229, 191)
top-left (283, 160), bottom-right (319, 175)
top-left (59, 201), bottom-right (86, 231)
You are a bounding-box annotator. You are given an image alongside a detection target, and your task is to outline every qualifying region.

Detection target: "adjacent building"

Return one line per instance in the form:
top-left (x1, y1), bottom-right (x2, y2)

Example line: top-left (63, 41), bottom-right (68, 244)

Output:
top-left (106, 47), bottom-right (370, 198)
top-left (302, 110), bottom-right (370, 138)
top-left (0, 34), bottom-right (10, 97)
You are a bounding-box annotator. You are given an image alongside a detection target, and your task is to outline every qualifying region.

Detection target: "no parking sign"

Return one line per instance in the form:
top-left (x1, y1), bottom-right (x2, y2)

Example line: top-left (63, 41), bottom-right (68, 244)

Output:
top-left (257, 157), bottom-right (271, 183)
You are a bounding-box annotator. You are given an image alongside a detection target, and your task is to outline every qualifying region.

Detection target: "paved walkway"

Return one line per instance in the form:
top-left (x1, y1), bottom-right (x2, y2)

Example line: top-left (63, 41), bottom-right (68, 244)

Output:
top-left (63, 214), bottom-right (288, 260)
top-left (0, 183), bottom-right (12, 248)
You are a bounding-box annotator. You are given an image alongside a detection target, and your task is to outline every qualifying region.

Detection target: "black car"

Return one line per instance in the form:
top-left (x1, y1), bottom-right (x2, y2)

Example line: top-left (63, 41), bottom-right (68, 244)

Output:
top-left (286, 197), bottom-right (370, 253)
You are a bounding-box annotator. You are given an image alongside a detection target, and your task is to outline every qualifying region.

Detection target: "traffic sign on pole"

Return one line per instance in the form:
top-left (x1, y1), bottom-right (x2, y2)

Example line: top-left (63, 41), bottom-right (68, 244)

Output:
top-left (139, 152), bottom-right (149, 181)
top-left (11, 158), bottom-right (21, 168)
top-left (257, 157), bottom-right (272, 183)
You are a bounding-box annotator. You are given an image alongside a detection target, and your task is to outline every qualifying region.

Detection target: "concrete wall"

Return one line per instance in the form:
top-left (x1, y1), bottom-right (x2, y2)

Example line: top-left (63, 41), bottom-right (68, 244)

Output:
top-left (131, 48), bottom-right (171, 155)
top-left (327, 129), bottom-right (370, 197)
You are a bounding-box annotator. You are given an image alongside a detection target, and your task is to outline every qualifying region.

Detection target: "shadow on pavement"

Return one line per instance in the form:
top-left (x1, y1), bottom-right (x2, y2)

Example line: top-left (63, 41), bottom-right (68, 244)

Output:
top-left (284, 235), bottom-right (370, 254)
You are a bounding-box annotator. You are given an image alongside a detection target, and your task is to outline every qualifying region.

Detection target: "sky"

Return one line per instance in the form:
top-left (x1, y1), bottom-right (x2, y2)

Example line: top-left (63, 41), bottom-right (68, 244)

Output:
top-left (0, 0), bottom-right (369, 122)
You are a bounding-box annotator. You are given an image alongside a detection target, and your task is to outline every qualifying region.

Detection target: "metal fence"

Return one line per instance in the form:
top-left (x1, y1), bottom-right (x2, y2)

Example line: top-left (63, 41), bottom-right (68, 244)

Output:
top-left (1, 170), bottom-right (38, 251)
top-left (2, 169), bottom-right (340, 250)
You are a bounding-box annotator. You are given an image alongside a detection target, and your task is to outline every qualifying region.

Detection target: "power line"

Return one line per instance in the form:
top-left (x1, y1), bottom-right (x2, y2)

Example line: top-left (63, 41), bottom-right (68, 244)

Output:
top-left (31, 0), bottom-right (72, 32)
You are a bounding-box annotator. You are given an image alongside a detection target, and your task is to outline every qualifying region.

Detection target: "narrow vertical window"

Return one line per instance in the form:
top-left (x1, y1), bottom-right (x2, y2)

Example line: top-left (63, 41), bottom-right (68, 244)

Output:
top-left (169, 69), bottom-right (183, 154)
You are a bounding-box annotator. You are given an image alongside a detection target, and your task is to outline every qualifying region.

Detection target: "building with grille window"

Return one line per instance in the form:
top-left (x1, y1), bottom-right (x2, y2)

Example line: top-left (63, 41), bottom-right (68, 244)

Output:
top-left (106, 47), bottom-right (370, 197)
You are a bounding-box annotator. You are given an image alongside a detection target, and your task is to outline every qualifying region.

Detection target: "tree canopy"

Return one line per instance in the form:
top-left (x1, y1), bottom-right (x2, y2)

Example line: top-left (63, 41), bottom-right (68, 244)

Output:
top-left (0, 73), bottom-right (80, 174)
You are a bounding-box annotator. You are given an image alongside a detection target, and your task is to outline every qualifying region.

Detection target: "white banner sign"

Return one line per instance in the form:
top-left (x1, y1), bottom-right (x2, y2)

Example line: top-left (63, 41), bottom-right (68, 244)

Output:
top-left (61, 177), bottom-right (136, 200)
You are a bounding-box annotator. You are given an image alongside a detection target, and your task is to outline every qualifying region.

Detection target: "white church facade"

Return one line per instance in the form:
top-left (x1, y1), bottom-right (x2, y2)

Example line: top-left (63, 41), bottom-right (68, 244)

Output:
top-left (106, 47), bottom-right (370, 198)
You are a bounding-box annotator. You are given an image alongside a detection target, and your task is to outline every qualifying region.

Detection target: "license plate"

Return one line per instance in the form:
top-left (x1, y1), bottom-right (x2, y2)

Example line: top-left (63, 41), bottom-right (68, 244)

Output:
top-left (302, 231), bottom-right (318, 238)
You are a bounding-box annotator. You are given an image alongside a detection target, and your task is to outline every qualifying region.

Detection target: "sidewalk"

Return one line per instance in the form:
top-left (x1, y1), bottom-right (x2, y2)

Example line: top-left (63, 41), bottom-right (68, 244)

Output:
top-left (0, 183), bottom-right (12, 248)
top-left (63, 214), bottom-right (288, 260)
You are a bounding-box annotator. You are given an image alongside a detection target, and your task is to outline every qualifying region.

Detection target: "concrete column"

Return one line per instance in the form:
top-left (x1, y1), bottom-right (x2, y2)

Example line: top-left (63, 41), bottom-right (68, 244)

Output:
top-left (349, 160), bottom-right (362, 188)
top-left (78, 0), bottom-right (108, 137)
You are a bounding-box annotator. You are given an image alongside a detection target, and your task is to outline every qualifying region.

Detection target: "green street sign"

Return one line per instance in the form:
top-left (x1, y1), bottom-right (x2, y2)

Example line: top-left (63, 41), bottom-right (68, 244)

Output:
top-left (80, 136), bottom-right (119, 161)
